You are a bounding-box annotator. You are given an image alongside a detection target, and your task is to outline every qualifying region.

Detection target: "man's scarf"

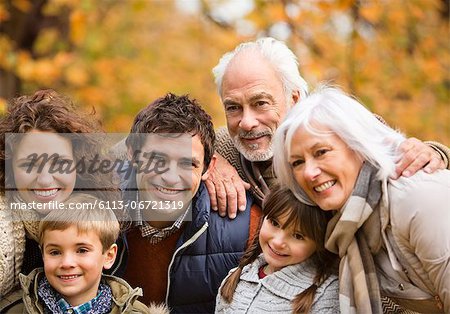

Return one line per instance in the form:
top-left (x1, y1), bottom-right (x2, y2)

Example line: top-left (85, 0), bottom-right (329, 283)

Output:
top-left (325, 162), bottom-right (383, 313)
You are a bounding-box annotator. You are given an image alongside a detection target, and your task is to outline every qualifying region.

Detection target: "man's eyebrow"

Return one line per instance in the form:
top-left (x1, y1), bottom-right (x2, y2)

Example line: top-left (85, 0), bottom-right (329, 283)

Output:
top-left (249, 92), bottom-right (275, 103)
top-left (191, 157), bottom-right (201, 166)
top-left (223, 99), bottom-right (240, 107)
top-left (180, 156), bottom-right (201, 165)
top-left (148, 151), bottom-right (168, 158)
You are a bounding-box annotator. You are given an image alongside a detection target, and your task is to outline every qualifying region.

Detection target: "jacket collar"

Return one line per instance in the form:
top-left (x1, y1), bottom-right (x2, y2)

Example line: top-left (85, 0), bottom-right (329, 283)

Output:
top-left (19, 268), bottom-right (143, 312)
top-left (180, 182), bottom-right (210, 240)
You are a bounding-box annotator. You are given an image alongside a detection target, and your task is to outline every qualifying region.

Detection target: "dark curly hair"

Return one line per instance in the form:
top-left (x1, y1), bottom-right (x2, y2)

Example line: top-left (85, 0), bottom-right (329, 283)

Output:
top-left (0, 89), bottom-right (118, 203)
top-left (126, 93), bottom-right (215, 168)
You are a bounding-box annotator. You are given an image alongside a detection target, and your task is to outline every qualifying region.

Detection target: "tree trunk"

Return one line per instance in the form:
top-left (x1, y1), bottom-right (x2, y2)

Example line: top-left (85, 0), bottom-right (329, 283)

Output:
top-left (0, 0), bottom-right (48, 99)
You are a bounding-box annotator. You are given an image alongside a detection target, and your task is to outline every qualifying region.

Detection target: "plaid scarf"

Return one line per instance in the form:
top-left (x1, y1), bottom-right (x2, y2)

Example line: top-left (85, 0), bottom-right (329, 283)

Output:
top-left (38, 276), bottom-right (112, 314)
top-left (325, 162), bottom-right (383, 314)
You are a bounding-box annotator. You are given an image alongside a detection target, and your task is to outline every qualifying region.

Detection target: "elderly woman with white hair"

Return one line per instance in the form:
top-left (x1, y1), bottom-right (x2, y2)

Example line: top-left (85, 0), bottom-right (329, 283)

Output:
top-left (273, 86), bottom-right (449, 313)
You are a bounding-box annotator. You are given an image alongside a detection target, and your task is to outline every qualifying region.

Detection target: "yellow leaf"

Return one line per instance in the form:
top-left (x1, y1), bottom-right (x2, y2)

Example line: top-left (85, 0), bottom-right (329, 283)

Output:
top-left (410, 5), bottom-right (424, 19)
top-left (53, 0), bottom-right (80, 7)
top-left (267, 3), bottom-right (285, 21)
top-left (337, 0), bottom-right (355, 10)
top-left (354, 40), bottom-right (367, 56)
top-left (317, 1), bottom-right (333, 11)
top-left (54, 52), bottom-right (73, 68)
top-left (388, 8), bottom-right (407, 27)
top-left (16, 52), bottom-right (34, 80)
top-left (33, 59), bottom-right (61, 85)
top-left (107, 114), bottom-right (133, 132)
top-left (0, 97), bottom-right (6, 114)
top-left (422, 59), bottom-right (443, 83)
top-left (12, 0), bottom-right (31, 12)
top-left (70, 10), bottom-right (87, 45)
top-left (360, 3), bottom-right (383, 23)
top-left (79, 87), bottom-right (104, 109)
top-left (0, 3), bottom-right (10, 22)
top-left (65, 64), bottom-right (89, 86)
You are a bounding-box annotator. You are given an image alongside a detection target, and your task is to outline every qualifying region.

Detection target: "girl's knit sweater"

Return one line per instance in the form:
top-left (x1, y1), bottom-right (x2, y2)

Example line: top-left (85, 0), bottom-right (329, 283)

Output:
top-left (215, 254), bottom-right (339, 313)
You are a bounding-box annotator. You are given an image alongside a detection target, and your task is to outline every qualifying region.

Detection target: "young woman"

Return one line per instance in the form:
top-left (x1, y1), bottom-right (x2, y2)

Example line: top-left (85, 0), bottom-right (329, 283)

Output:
top-left (0, 90), bottom-right (121, 301)
top-left (216, 185), bottom-right (339, 313)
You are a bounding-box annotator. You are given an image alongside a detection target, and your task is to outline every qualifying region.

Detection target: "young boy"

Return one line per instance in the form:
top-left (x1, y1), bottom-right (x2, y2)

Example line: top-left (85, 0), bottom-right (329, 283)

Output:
top-left (18, 193), bottom-right (154, 313)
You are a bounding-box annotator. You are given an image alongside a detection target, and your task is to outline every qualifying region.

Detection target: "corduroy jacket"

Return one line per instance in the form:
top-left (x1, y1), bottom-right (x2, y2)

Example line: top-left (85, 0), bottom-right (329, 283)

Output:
top-left (19, 268), bottom-right (150, 313)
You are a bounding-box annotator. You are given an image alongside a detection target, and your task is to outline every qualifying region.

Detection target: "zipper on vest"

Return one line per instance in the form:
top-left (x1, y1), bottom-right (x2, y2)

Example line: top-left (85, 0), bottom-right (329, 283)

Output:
top-left (165, 222), bottom-right (209, 304)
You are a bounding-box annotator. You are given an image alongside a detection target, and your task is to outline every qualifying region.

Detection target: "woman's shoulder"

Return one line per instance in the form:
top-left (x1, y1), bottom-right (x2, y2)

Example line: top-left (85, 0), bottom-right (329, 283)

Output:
top-left (387, 170), bottom-right (449, 211)
top-left (388, 169), bottom-right (450, 195)
top-left (387, 169), bottom-right (449, 210)
top-left (386, 170), bottom-right (450, 259)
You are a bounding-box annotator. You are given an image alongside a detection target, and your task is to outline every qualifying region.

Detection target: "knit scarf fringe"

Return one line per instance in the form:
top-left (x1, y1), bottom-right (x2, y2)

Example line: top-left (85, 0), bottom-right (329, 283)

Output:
top-left (325, 162), bottom-right (383, 314)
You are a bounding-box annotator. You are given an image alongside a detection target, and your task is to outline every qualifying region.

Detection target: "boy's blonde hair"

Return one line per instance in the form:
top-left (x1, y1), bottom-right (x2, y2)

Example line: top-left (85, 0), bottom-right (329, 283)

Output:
top-left (39, 193), bottom-right (120, 253)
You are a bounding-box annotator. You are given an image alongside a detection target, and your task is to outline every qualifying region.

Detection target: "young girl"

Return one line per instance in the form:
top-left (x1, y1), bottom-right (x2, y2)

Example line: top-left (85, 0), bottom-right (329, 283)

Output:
top-left (216, 185), bottom-right (339, 313)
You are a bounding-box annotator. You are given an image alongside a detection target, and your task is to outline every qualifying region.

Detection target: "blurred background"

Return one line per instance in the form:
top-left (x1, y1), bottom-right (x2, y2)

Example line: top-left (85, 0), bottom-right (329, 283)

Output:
top-left (1, 0), bottom-right (448, 143)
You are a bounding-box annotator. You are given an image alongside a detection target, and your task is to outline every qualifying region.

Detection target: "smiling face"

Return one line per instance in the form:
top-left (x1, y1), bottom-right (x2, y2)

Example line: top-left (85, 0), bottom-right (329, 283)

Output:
top-left (289, 125), bottom-right (363, 211)
top-left (12, 130), bottom-right (76, 214)
top-left (221, 52), bottom-right (295, 162)
top-left (134, 133), bottom-right (212, 227)
top-left (259, 213), bottom-right (317, 274)
top-left (42, 226), bottom-right (117, 306)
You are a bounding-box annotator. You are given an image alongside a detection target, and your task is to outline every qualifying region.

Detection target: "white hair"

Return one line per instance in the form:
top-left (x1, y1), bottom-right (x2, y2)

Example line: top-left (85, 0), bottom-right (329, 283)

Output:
top-left (273, 86), bottom-right (405, 205)
top-left (212, 37), bottom-right (308, 102)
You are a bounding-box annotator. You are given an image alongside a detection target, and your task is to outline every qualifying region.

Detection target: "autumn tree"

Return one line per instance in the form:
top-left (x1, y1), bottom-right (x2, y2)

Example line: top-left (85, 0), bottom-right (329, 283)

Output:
top-left (1, 0), bottom-right (448, 143)
top-left (201, 0), bottom-right (449, 142)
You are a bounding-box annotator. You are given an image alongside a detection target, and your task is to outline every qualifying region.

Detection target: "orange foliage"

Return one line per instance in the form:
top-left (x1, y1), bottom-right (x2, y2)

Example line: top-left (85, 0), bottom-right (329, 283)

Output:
top-left (12, 0), bottom-right (31, 12)
top-left (0, 0), bottom-right (448, 144)
top-left (70, 9), bottom-right (87, 45)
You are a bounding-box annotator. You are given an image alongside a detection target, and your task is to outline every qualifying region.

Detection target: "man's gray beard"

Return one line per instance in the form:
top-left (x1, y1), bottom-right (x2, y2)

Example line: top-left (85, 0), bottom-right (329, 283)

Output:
top-left (232, 135), bottom-right (274, 162)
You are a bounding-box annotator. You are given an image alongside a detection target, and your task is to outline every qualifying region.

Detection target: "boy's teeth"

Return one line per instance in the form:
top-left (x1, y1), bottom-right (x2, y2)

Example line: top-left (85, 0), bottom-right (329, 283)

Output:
top-left (314, 181), bottom-right (335, 192)
top-left (59, 275), bottom-right (79, 279)
top-left (33, 189), bottom-right (58, 197)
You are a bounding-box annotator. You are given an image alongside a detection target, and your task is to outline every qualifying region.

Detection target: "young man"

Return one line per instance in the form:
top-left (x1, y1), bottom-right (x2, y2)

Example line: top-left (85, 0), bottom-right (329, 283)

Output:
top-left (120, 93), bottom-right (261, 313)
top-left (19, 194), bottom-right (153, 313)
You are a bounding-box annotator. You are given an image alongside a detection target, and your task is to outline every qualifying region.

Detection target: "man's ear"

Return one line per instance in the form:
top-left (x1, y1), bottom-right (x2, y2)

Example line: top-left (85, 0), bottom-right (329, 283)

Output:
top-left (103, 243), bottom-right (118, 270)
top-left (291, 90), bottom-right (300, 106)
top-left (201, 155), bottom-right (217, 181)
